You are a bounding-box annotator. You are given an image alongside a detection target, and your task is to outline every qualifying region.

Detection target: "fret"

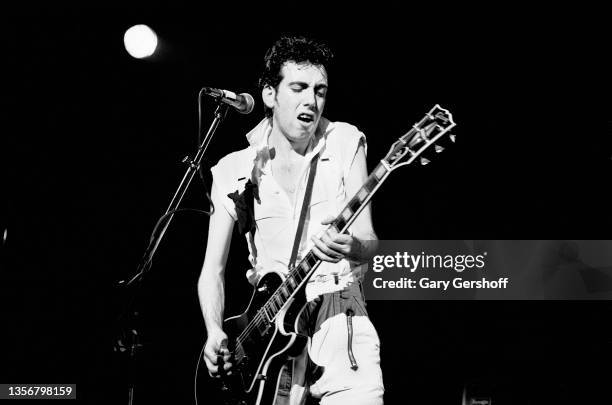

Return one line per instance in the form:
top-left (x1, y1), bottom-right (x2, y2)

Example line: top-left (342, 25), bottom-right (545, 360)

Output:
top-left (356, 187), bottom-right (368, 202)
top-left (348, 198), bottom-right (360, 213)
top-left (373, 164), bottom-right (387, 180)
top-left (335, 217), bottom-right (347, 232)
top-left (280, 285), bottom-right (289, 298)
top-left (262, 306), bottom-right (272, 323)
top-left (299, 261), bottom-right (310, 275)
top-left (289, 262), bottom-right (305, 282)
top-left (336, 206), bottom-right (354, 232)
top-left (268, 304), bottom-right (276, 319)
top-left (287, 275), bottom-right (297, 289)
top-left (306, 252), bottom-right (318, 268)
top-left (363, 174), bottom-right (379, 192)
top-left (334, 178), bottom-right (377, 234)
top-left (326, 222), bottom-right (340, 233)
top-left (340, 207), bottom-right (352, 221)
top-left (334, 209), bottom-right (349, 232)
top-left (274, 293), bottom-right (284, 308)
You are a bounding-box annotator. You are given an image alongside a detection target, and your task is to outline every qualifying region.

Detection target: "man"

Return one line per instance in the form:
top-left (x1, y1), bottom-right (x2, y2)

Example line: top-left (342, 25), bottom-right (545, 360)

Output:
top-left (198, 36), bottom-right (383, 404)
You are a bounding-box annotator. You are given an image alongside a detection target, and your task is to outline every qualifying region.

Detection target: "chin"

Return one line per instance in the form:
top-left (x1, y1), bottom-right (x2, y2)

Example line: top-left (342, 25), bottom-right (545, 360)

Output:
top-left (289, 130), bottom-right (314, 141)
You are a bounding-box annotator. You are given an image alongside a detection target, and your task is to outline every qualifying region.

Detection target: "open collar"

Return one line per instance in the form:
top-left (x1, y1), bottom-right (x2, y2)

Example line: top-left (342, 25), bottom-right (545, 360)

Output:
top-left (245, 117), bottom-right (333, 176)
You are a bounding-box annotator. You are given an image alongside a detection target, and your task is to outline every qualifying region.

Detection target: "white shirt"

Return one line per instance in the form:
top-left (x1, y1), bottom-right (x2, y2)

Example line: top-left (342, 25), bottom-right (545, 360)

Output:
top-left (211, 117), bottom-right (367, 300)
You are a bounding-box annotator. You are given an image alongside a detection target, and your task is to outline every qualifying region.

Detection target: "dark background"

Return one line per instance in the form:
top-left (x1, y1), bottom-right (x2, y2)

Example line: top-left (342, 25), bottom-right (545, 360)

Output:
top-left (2, 5), bottom-right (610, 405)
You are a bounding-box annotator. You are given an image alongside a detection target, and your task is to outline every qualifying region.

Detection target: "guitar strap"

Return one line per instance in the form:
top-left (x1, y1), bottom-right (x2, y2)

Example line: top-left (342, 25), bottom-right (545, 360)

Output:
top-left (288, 155), bottom-right (319, 270)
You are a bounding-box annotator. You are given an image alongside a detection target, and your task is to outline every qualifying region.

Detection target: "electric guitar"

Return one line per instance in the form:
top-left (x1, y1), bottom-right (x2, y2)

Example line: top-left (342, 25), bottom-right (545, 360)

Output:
top-left (197, 105), bottom-right (457, 405)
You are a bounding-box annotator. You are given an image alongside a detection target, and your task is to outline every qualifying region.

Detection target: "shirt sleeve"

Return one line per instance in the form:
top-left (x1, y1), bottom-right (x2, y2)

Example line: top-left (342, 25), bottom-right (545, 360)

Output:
top-left (340, 124), bottom-right (367, 184)
top-left (210, 158), bottom-right (238, 221)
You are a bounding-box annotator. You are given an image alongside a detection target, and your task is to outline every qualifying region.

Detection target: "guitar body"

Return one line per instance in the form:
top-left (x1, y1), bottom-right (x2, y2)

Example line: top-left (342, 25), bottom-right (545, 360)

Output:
top-left (221, 271), bottom-right (310, 405)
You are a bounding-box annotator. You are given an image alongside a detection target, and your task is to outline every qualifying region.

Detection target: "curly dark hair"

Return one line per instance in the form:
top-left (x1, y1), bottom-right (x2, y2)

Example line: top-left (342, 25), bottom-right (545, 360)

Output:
top-left (258, 36), bottom-right (334, 118)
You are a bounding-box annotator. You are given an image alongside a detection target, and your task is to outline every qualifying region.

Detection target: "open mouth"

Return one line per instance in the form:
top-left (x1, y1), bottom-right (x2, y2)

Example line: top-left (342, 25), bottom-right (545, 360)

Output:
top-left (297, 113), bottom-right (314, 123)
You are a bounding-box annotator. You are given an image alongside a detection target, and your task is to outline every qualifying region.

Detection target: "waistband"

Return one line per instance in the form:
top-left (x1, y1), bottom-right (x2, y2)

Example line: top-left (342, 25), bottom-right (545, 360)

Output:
top-left (306, 272), bottom-right (363, 302)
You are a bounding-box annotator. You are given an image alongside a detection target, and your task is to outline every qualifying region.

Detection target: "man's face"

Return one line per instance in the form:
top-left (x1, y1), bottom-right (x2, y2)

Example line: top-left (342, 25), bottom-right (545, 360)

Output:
top-left (266, 61), bottom-right (328, 143)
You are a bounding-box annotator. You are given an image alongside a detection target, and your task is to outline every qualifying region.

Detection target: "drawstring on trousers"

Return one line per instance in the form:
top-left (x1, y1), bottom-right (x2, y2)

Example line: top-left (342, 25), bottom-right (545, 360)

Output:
top-left (346, 309), bottom-right (358, 370)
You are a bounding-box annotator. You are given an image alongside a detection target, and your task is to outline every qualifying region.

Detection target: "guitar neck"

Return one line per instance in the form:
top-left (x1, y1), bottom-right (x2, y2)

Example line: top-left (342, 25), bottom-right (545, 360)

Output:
top-left (260, 160), bottom-right (391, 318)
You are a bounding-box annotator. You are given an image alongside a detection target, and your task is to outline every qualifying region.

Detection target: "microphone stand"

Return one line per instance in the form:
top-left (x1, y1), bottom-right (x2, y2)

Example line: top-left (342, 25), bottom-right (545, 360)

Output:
top-left (115, 98), bottom-right (230, 405)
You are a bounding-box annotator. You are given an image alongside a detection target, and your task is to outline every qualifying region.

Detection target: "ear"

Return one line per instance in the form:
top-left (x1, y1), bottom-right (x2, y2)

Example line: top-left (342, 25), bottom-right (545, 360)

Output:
top-left (262, 85), bottom-right (276, 110)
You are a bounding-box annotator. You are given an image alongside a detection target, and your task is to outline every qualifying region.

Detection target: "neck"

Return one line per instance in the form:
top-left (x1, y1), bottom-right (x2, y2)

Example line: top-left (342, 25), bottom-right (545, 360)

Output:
top-left (268, 128), bottom-right (313, 157)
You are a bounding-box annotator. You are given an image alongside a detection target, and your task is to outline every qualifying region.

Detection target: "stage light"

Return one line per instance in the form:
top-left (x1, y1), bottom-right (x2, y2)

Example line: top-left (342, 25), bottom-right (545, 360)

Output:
top-left (123, 24), bottom-right (158, 59)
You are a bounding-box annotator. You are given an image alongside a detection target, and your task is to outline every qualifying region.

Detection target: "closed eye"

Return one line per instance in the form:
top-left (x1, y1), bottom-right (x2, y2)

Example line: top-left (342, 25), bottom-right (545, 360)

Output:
top-left (315, 85), bottom-right (328, 98)
top-left (289, 83), bottom-right (307, 92)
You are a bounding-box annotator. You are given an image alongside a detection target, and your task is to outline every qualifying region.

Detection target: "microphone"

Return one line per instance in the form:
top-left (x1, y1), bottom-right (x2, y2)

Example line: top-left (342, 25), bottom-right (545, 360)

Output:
top-left (202, 87), bottom-right (255, 114)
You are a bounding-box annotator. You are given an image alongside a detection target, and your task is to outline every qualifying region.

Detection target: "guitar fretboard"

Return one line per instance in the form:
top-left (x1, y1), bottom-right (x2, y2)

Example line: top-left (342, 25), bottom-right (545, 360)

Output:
top-left (256, 160), bottom-right (391, 324)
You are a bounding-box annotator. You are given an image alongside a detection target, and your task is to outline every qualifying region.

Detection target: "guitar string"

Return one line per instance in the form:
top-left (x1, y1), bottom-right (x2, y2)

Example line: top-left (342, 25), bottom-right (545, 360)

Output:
top-left (233, 171), bottom-right (382, 348)
top-left (233, 245), bottom-right (335, 356)
top-left (234, 293), bottom-right (277, 346)
top-left (236, 263), bottom-right (310, 351)
top-left (235, 300), bottom-right (276, 347)
top-left (234, 261), bottom-right (312, 350)
top-left (234, 271), bottom-right (300, 348)
top-left (230, 167), bottom-right (396, 350)
top-left (233, 198), bottom-right (364, 348)
top-left (231, 153), bottom-right (390, 347)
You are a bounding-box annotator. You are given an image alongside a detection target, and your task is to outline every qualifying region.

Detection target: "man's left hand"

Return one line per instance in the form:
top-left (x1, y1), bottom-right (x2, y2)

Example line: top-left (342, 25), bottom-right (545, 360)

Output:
top-left (311, 216), bottom-right (363, 263)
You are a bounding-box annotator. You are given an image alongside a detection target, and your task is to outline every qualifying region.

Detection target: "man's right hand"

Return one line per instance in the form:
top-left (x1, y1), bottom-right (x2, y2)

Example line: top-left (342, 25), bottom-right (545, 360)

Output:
top-left (203, 329), bottom-right (233, 378)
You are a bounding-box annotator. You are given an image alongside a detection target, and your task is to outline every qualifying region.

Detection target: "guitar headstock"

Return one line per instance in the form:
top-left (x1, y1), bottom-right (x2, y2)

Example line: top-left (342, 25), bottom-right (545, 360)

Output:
top-left (383, 105), bottom-right (456, 171)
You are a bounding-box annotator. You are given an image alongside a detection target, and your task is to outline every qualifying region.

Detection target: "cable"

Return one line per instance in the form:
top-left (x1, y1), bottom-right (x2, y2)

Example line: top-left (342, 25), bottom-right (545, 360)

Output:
top-left (193, 338), bottom-right (207, 405)
top-left (138, 87), bottom-right (221, 279)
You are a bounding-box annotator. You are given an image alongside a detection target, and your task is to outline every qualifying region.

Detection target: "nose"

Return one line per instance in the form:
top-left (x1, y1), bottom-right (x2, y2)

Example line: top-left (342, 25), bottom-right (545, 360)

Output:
top-left (302, 88), bottom-right (317, 110)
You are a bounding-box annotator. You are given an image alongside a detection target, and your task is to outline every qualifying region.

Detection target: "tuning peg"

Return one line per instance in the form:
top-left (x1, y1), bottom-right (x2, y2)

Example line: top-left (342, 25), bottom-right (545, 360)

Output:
top-left (449, 134), bottom-right (456, 143)
top-left (420, 157), bottom-right (430, 166)
top-left (435, 145), bottom-right (444, 153)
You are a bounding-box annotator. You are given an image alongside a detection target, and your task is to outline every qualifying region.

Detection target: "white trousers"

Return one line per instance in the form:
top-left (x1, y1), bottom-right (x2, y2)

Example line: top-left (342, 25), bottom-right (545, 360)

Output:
top-left (276, 285), bottom-right (384, 404)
